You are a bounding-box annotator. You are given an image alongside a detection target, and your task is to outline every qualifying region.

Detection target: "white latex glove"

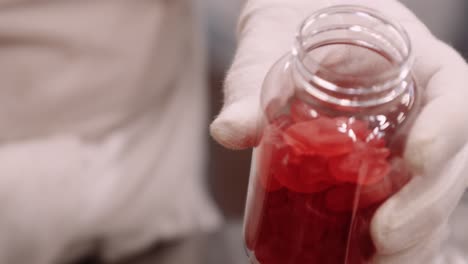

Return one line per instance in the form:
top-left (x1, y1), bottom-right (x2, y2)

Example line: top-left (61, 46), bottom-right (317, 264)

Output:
top-left (210, 0), bottom-right (468, 263)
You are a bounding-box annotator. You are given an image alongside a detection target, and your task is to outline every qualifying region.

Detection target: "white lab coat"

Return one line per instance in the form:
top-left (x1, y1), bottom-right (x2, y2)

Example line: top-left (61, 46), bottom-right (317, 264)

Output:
top-left (0, 1), bottom-right (220, 263)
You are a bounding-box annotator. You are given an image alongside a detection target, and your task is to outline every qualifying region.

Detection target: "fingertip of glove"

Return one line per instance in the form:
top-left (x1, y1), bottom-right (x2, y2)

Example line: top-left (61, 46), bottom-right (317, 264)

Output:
top-left (371, 186), bottom-right (423, 255)
top-left (371, 175), bottom-right (444, 256)
top-left (210, 119), bottom-right (253, 150)
top-left (209, 101), bottom-right (259, 150)
top-left (371, 198), bottom-right (402, 255)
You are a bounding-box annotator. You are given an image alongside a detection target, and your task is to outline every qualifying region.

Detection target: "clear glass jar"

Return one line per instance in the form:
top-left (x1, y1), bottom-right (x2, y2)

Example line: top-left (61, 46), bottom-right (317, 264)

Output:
top-left (243, 5), bottom-right (421, 264)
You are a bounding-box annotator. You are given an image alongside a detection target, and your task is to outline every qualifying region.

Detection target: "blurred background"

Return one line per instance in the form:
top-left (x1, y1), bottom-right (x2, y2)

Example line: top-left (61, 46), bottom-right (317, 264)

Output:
top-left (117, 0), bottom-right (468, 263)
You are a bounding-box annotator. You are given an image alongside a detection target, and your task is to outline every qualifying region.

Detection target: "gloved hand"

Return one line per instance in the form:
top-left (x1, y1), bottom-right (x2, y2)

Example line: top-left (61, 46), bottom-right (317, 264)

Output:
top-left (210, 0), bottom-right (468, 263)
top-left (0, 1), bottom-right (220, 263)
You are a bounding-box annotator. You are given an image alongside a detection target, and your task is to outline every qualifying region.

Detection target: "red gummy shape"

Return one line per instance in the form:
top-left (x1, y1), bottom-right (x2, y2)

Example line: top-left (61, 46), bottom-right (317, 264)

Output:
top-left (258, 141), bottom-right (285, 192)
top-left (290, 98), bottom-right (317, 122)
top-left (334, 117), bottom-right (369, 140)
top-left (325, 178), bottom-right (393, 212)
top-left (275, 155), bottom-right (335, 193)
top-left (329, 142), bottom-right (391, 185)
top-left (247, 113), bottom-right (408, 263)
top-left (333, 117), bottom-right (385, 147)
top-left (258, 116), bottom-right (294, 191)
top-left (283, 117), bottom-right (355, 157)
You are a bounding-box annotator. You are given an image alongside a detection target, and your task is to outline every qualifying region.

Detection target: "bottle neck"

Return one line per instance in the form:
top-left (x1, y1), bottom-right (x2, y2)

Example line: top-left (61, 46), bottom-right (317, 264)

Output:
top-left (291, 5), bottom-right (413, 109)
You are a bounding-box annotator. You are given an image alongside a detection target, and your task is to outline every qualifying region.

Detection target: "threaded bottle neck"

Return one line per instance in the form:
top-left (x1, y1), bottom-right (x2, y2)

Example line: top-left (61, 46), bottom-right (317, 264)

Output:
top-left (292, 5), bottom-right (413, 109)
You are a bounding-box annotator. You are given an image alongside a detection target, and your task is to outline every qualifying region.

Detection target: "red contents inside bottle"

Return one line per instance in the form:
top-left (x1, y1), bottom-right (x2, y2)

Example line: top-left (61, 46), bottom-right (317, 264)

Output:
top-left (245, 101), bottom-right (411, 264)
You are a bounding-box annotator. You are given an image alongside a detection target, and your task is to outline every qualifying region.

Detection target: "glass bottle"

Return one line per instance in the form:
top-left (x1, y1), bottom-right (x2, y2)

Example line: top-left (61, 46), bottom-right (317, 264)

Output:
top-left (243, 5), bottom-right (420, 264)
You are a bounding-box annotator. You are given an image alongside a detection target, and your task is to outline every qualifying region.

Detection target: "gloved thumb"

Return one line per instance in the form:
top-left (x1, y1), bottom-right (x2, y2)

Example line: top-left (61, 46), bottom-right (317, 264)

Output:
top-left (209, 4), bottom-right (301, 149)
top-left (210, 95), bottom-right (260, 150)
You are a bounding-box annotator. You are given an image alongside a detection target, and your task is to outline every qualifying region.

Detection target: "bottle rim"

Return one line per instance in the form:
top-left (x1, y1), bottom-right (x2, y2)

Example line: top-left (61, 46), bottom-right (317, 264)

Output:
top-left (292, 5), bottom-right (414, 107)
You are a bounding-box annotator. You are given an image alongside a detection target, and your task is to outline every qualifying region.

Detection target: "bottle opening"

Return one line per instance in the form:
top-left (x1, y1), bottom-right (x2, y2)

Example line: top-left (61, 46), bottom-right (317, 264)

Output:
top-left (292, 5), bottom-right (413, 108)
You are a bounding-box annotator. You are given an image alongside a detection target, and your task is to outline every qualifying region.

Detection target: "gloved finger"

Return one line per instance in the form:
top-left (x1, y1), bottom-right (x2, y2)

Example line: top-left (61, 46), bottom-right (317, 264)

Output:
top-left (210, 3), bottom-right (304, 150)
top-left (370, 34), bottom-right (468, 253)
top-left (371, 142), bottom-right (468, 255)
top-left (210, 0), bottom-right (424, 150)
top-left (372, 223), bottom-right (449, 264)
top-left (405, 41), bottom-right (468, 174)
top-left (209, 96), bottom-right (261, 150)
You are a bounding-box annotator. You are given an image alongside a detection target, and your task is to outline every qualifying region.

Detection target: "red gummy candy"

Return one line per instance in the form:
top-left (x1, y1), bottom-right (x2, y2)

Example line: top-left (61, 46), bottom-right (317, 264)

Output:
top-left (283, 118), bottom-right (354, 157)
top-left (333, 117), bottom-right (369, 140)
top-left (274, 154), bottom-right (333, 193)
top-left (387, 157), bottom-right (412, 192)
top-left (366, 133), bottom-right (387, 148)
top-left (290, 100), bottom-right (370, 143)
top-left (290, 99), bottom-right (318, 122)
top-left (299, 156), bottom-right (334, 185)
top-left (329, 142), bottom-right (391, 185)
top-left (325, 177), bottom-right (393, 212)
top-left (257, 116), bottom-right (294, 191)
top-left (246, 112), bottom-right (412, 263)
top-left (347, 215), bottom-right (376, 261)
top-left (335, 117), bottom-right (385, 147)
top-left (358, 176), bottom-right (394, 208)
top-left (262, 115), bottom-right (294, 144)
top-left (325, 184), bottom-right (358, 212)
top-left (258, 141), bottom-right (285, 192)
